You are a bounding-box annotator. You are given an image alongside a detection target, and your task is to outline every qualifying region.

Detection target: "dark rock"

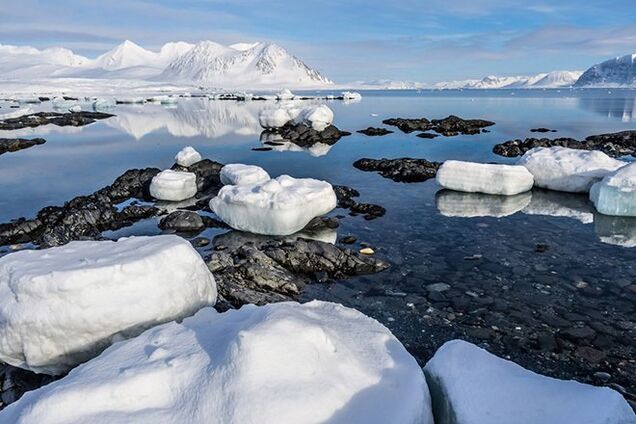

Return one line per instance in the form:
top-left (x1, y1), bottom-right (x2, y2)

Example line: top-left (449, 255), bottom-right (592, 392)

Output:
top-left (416, 132), bottom-right (439, 139)
top-left (332, 185), bottom-right (386, 219)
top-left (357, 127), bottom-right (393, 136)
top-left (333, 185), bottom-right (360, 209)
top-left (574, 346), bottom-right (606, 363)
top-left (159, 211), bottom-right (205, 232)
top-left (206, 231), bottom-right (389, 308)
top-left (186, 159), bottom-right (224, 192)
top-left (349, 203), bottom-right (386, 220)
top-left (383, 115), bottom-right (494, 136)
top-left (261, 122), bottom-right (350, 149)
top-left (593, 371), bottom-right (612, 383)
top-left (339, 235), bottom-right (357, 244)
top-left (535, 243), bottom-right (549, 253)
top-left (252, 147), bottom-right (272, 151)
top-left (467, 327), bottom-right (496, 340)
top-left (0, 138), bottom-right (46, 155)
top-left (353, 158), bottom-right (441, 182)
top-left (191, 237), bottom-right (211, 247)
top-left (493, 130), bottom-right (636, 158)
top-left (560, 326), bottom-right (597, 341)
top-left (530, 128), bottom-right (557, 133)
top-left (0, 111), bottom-right (113, 131)
top-left (382, 117), bottom-right (430, 133)
top-left (201, 216), bottom-right (230, 229)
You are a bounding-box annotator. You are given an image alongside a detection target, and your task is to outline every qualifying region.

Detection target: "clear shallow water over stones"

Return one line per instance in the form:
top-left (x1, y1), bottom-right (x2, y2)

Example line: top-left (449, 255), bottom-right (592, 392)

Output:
top-left (0, 89), bottom-right (635, 404)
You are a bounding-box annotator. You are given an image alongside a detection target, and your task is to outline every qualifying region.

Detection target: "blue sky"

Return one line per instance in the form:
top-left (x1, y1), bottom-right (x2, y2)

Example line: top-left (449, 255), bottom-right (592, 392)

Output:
top-left (1, 0), bottom-right (635, 82)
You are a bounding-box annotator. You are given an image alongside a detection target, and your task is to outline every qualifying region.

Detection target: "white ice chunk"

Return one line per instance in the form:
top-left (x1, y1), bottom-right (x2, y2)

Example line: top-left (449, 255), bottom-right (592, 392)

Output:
top-left (174, 146), bottom-right (202, 167)
top-left (220, 163), bottom-right (270, 186)
top-left (342, 91), bottom-right (362, 101)
top-left (0, 235), bottom-right (216, 375)
top-left (150, 95), bottom-right (178, 104)
top-left (296, 104), bottom-right (334, 131)
top-left (276, 88), bottom-right (295, 100)
top-left (0, 107), bottom-right (33, 120)
top-left (210, 175), bottom-right (337, 235)
top-left (259, 108), bottom-right (292, 129)
top-left (590, 162), bottom-right (636, 216)
top-left (518, 147), bottom-right (626, 193)
top-left (16, 97), bottom-right (40, 104)
top-left (68, 104), bottom-right (81, 113)
top-left (436, 190), bottom-right (531, 217)
top-left (437, 160), bottom-right (534, 195)
top-left (424, 340), bottom-right (635, 424)
top-left (0, 301), bottom-right (431, 424)
top-left (149, 170), bottom-right (197, 201)
top-left (92, 98), bottom-right (115, 111)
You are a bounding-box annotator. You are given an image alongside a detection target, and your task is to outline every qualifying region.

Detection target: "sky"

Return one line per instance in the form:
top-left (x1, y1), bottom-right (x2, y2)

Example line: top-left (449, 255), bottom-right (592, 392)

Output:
top-left (1, 0), bottom-right (635, 83)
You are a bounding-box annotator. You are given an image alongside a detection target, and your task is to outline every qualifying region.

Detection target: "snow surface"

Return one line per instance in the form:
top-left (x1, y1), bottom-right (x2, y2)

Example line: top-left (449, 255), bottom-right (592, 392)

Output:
top-left (210, 175), bottom-right (337, 235)
top-left (296, 104), bottom-right (334, 131)
top-left (590, 162), bottom-right (636, 216)
top-left (424, 339), bottom-right (635, 424)
top-left (518, 147), bottom-right (626, 193)
top-left (436, 190), bottom-right (531, 218)
top-left (0, 301), bottom-right (432, 424)
top-left (174, 146), bottom-right (202, 167)
top-left (220, 163), bottom-right (270, 186)
top-left (0, 235), bottom-right (216, 375)
top-left (149, 170), bottom-right (198, 201)
top-left (436, 161), bottom-right (534, 195)
top-left (259, 108), bottom-right (292, 129)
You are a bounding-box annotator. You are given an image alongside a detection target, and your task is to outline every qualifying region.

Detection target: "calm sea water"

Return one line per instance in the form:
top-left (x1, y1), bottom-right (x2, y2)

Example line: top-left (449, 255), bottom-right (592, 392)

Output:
top-left (1, 89), bottom-right (635, 383)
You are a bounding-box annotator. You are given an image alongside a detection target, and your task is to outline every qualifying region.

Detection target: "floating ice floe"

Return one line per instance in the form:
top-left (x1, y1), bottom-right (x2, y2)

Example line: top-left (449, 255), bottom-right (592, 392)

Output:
top-left (92, 98), bottom-right (116, 111)
top-left (149, 170), bottom-right (198, 201)
top-left (436, 160), bottom-right (534, 195)
top-left (174, 146), bottom-right (202, 167)
top-left (210, 175), bottom-right (337, 235)
top-left (436, 190), bottom-right (532, 218)
top-left (518, 147), bottom-right (625, 193)
top-left (220, 163), bottom-right (270, 186)
top-left (0, 107), bottom-right (33, 120)
top-left (0, 235), bottom-right (216, 375)
top-left (276, 88), bottom-right (295, 100)
top-left (342, 91), bottom-right (362, 102)
top-left (0, 301), bottom-right (432, 424)
top-left (259, 108), bottom-right (292, 129)
top-left (590, 162), bottom-right (636, 217)
top-left (424, 340), bottom-right (635, 424)
top-left (295, 104), bottom-right (334, 131)
top-left (522, 189), bottom-right (594, 224)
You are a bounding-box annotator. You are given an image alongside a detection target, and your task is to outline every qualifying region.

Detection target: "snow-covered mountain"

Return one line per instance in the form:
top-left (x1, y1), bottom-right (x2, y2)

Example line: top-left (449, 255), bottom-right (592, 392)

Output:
top-left (0, 40), bottom-right (331, 89)
top-left (575, 53), bottom-right (636, 87)
top-left (161, 41), bottom-right (331, 86)
top-left (432, 71), bottom-right (582, 89)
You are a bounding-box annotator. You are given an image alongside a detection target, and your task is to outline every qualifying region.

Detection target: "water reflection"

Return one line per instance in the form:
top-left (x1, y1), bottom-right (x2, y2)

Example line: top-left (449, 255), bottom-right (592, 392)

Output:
top-left (259, 132), bottom-right (332, 157)
top-left (594, 214), bottom-right (636, 247)
top-left (579, 96), bottom-right (636, 122)
top-left (522, 189), bottom-right (594, 224)
top-left (435, 190), bottom-right (531, 218)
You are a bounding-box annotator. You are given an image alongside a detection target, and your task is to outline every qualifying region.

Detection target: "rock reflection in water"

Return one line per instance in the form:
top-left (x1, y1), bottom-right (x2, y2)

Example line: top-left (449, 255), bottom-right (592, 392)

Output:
top-left (259, 132), bottom-right (333, 157)
top-left (435, 189), bottom-right (531, 218)
top-left (522, 189), bottom-right (594, 224)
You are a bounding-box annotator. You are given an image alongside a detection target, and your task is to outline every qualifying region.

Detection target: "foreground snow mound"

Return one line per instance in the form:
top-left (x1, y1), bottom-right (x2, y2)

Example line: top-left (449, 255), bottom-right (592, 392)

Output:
top-left (259, 108), bottom-right (292, 129)
top-left (436, 190), bottom-right (531, 217)
top-left (220, 163), bottom-right (270, 186)
top-left (174, 146), bottom-right (202, 167)
top-left (295, 104), bottom-right (334, 131)
top-left (424, 340), bottom-right (635, 424)
top-left (590, 162), bottom-right (636, 216)
top-left (0, 301), bottom-right (432, 424)
top-left (0, 235), bottom-right (216, 375)
top-left (210, 175), bottom-right (337, 235)
top-left (149, 170), bottom-right (198, 201)
top-left (518, 147), bottom-right (625, 192)
top-left (437, 160), bottom-right (534, 195)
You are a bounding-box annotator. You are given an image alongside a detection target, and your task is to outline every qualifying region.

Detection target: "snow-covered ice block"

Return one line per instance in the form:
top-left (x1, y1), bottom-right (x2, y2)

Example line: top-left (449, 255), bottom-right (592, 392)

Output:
top-left (149, 170), bottom-right (198, 201)
top-left (436, 190), bottom-right (531, 218)
top-left (342, 91), bottom-right (362, 101)
top-left (0, 235), bottom-right (216, 375)
top-left (437, 160), bottom-right (534, 195)
top-left (210, 175), bottom-right (337, 235)
top-left (518, 147), bottom-right (625, 193)
top-left (220, 163), bottom-right (270, 186)
top-left (276, 88), bottom-right (295, 100)
top-left (296, 105), bottom-right (334, 131)
top-left (522, 189), bottom-right (594, 224)
top-left (0, 107), bottom-right (33, 120)
top-left (0, 301), bottom-right (432, 424)
top-left (259, 108), bottom-right (292, 129)
top-left (424, 340), bottom-right (635, 424)
top-left (174, 146), bottom-right (202, 167)
top-left (92, 98), bottom-right (115, 111)
top-left (68, 105), bottom-right (81, 113)
top-left (590, 162), bottom-right (636, 216)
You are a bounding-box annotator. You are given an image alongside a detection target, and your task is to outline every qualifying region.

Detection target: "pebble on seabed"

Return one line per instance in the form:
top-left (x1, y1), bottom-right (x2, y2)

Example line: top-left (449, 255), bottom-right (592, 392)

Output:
top-left (360, 247), bottom-right (375, 255)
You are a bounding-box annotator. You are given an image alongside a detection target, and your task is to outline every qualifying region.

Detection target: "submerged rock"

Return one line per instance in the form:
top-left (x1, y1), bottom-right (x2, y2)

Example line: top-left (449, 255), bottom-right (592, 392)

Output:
top-left (0, 111), bottom-right (113, 131)
top-left (0, 138), bottom-right (46, 155)
top-left (353, 158), bottom-right (441, 182)
top-left (357, 127), bottom-right (393, 136)
top-left (158, 210), bottom-right (205, 232)
top-left (493, 130), bottom-right (636, 158)
top-left (383, 115), bottom-right (494, 136)
top-left (207, 231), bottom-right (389, 308)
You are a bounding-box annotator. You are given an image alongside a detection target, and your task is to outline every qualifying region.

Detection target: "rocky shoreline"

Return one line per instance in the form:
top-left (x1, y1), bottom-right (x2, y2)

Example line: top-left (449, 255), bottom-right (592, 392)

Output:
top-left (0, 138), bottom-right (46, 155)
top-left (383, 115), bottom-right (495, 136)
top-left (0, 111), bottom-right (114, 131)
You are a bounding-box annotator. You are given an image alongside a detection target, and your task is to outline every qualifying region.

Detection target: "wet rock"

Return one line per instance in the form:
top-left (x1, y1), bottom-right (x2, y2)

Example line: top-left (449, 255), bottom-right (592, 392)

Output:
top-left (172, 159), bottom-right (224, 193)
top-left (0, 111), bottom-right (114, 131)
top-left (261, 122), bottom-right (350, 148)
top-left (530, 128), bottom-right (557, 133)
top-left (332, 185), bottom-right (386, 220)
top-left (206, 231), bottom-right (389, 308)
top-left (383, 115), bottom-right (494, 136)
top-left (382, 117), bottom-right (431, 133)
top-left (357, 127), bottom-right (393, 136)
top-left (574, 346), bottom-right (607, 363)
top-left (593, 371), bottom-right (612, 383)
top-left (493, 130), bottom-right (636, 158)
top-left (159, 211), bottom-right (205, 232)
top-left (191, 237), bottom-right (210, 247)
top-left (0, 138), bottom-right (46, 155)
top-left (339, 235), bottom-right (357, 244)
top-left (349, 203), bottom-right (386, 220)
top-left (353, 158), bottom-right (441, 182)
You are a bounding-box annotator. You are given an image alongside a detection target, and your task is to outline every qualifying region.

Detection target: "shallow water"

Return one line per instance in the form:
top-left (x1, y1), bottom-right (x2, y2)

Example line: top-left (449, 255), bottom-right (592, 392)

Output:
top-left (1, 89), bottom-right (635, 392)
